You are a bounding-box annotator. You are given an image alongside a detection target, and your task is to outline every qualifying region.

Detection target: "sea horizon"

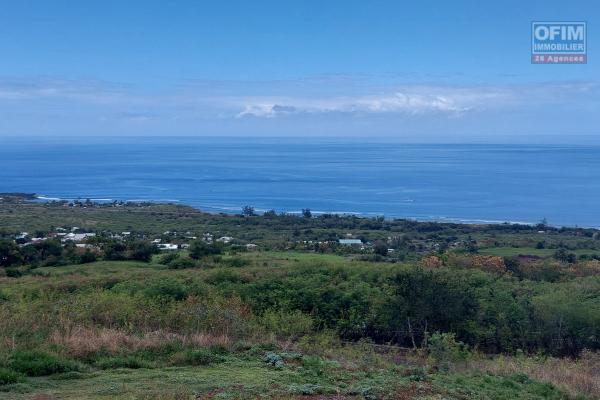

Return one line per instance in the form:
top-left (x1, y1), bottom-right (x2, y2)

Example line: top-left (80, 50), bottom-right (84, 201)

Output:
top-left (3, 137), bottom-right (600, 228)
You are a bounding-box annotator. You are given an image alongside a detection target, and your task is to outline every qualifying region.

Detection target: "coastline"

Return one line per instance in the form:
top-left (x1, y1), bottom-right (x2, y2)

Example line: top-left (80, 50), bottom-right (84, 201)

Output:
top-left (25, 193), bottom-right (567, 229)
top-left (4, 191), bottom-right (596, 229)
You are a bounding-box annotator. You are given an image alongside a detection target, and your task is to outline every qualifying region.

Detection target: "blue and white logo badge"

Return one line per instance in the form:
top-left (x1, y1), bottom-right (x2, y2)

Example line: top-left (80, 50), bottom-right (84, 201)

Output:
top-left (532, 22), bottom-right (586, 64)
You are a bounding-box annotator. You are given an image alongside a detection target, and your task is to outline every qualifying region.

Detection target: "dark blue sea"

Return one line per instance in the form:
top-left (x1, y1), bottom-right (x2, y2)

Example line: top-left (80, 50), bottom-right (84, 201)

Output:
top-left (1, 137), bottom-right (599, 227)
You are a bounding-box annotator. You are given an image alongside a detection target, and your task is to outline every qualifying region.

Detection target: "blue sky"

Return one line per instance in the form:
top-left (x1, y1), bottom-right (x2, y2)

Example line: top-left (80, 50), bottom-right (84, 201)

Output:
top-left (0, 0), bottom-right (598, 141)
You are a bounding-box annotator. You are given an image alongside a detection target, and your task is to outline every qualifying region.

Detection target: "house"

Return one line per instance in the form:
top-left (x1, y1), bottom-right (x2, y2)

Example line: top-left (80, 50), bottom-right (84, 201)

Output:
top-left (158, 243), bottom-right (178, 251)
top-left (217, 236), bottom-right (233, 243)
top-left (245, 243), bottom-right (258, 250)
top-left (338, 239), bottom-right (362, 245)
top-left (15, 232), bottom-right (29, 240)
top-left (63, 233), bottom-right (96, 242)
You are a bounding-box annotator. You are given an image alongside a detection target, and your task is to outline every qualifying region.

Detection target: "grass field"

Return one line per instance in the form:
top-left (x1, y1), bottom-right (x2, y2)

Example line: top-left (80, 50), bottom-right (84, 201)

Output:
top-left (479, 247), bottom-right (600, 258)
top-left (479, 247), bottom-right (555, 257)
top-left (1, 359), bottom-right (573, 400)
top-left (2, 204), bottom-right (600, 399)
top-left (1, 257), bottom-right (598, 399)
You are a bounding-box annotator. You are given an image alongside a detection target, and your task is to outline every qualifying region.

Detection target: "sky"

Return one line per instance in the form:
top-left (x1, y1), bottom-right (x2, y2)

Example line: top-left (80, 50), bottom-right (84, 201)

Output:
top-left (0, 0), bottom-right (598, 142)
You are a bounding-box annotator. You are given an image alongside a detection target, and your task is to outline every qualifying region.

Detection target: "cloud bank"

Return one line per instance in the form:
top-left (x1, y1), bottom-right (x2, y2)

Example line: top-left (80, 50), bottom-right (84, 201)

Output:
top-left (0, 76), bottom-right (597, 140)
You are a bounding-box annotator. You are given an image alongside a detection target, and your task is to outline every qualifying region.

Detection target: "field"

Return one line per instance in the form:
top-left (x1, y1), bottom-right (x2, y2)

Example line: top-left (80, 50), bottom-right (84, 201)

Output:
top-left (2, 202), bottom-right (600, 399)
top-left (3, 257), bottom-right (597, 399)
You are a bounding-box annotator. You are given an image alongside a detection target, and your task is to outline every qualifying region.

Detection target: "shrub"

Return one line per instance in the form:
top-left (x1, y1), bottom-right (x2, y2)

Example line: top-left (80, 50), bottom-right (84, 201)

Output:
top-left (128, 240), bottom-right (158, 262)
top-left (189, 240), bottom-right (223, 259)
top-left (159, 252), bottom-right (180, 265)
top-left (301, 355), bottom-right (327, 377)
top-left (222, 257), bottom-right (250, 268)
top-left (426, 332), bottom-right (470, 372)
top-left (263, 352), bottom-right (284, 368)
top-left (143, 279), bottom-right (188, 300)
top-left (4, 268), bottom-right (22, 278)
top-left (170, 348), bottom-right (223, 366)
top-left (0, 368), bottom-right (23, 385)
top-left (167, 256), bottom-right (197, 269)
top-left (9, 351), bottom-right (82, 376)
top-left (259, 309), bottom-right (313, 339)
top-left (79, 250), bottom-right (97, 264)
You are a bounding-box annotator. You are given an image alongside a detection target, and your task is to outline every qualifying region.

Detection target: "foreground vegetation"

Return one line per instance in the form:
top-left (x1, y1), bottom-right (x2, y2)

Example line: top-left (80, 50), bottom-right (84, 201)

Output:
top-left (1, 202), bottom-right (600, 399)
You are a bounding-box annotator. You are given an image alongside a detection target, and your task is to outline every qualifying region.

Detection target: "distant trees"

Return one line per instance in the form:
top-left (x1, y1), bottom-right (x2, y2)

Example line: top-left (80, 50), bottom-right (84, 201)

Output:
top-left (189, 240), bottom-right (223, 259)
top-left (242, 206), bottom-right (256, 216)
top-left (554, 248), bottom-right (577, 263)
top-left (0, 237), bottom-right (100, 268)
top-left (302, 209), bottom-right (312, 218)
top-left (128, 240), bottom-right (158, 262)
top-left (373, 241), bottom-right (388, 256)
top-left (103, 239), bottom-right (157, 262)
top-left (104, 241), bottom-right (128, 261)
top-left (79, 250), bottom-right (97, 264)
top-left (0, 239), bottom-right (22, 267)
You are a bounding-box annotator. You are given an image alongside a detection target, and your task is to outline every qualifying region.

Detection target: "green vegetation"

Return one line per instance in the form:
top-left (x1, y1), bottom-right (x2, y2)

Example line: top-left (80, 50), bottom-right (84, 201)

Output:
top-left (1, 203), bottom-right (600, 399)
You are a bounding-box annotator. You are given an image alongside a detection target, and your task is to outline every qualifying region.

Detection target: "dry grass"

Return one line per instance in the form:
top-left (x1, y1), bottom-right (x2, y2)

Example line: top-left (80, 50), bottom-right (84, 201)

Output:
top-left (465, 350), bottom-right (600, 399)
top-left (49, 326), bottom-right (233, 358)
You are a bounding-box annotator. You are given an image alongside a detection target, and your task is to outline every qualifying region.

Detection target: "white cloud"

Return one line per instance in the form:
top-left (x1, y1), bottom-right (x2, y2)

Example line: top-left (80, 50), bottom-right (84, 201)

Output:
top-left (0, 76), bottom-right (596, 127)
top-left (233, 86), bottom-right (514, 118)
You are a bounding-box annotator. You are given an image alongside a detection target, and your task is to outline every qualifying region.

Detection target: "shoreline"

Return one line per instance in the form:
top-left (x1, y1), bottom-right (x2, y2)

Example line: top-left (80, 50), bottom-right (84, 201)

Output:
top-left (4, 191), bottom-right (596, 229)
top-left (25, 193), bottom-right (595, 230)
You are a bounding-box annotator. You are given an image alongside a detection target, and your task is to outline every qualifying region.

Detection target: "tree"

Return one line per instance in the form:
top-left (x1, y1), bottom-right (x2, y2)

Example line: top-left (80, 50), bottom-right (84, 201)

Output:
top-left (554, 248), bottom-right (576, 263)
top-left (35, 239), bottom-right (63, 260)
top-left (128, 240), bottom-right (158, 262)
top-left (104, 241), bottom-right (128, 260)
top-left (302, 208), bottom-right (312, 218)
top-left (79, 250), bottom-right (97, 264)
top-left (0, 239), bottom-right (22, 267)
top-left (242, 205), bottom-right (256, 216)
top-left (373, 242), bottom-right (389, 257)
top-left (189, 240), bottom-right (223, 259)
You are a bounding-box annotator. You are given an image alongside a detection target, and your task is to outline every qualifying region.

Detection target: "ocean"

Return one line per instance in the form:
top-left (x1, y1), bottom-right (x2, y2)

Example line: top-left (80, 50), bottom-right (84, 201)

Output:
top-left (1, 137), bottom-right (599, 227)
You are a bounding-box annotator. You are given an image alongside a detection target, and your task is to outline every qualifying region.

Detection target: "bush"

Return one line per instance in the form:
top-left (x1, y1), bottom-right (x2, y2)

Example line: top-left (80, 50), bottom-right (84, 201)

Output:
top-left (79, 250), bottom-right (97, 264)
top-left (259, 309), bottom-right (313, 339)
top-left (128, 240), bottom-right (158, 262)
top-left (426, 332), bottom-right (470, 372)
top-left (159, 252), bottom-right (180, 265)
top-left (0, 368), bottom-right (23, 385)
top-left (143, 279), bottom-right (188, 300)
top-left (263, 352), bottom-right (285, 368)
top-left (301, 355), bottom-right (328, 377)
top-left (167, 256), bottom-right (197, 269)
top-left (9, 351), bottom-right (82, 376)
top-left (222, 257), bottom-right (250, 268)
top-left (170, 348), bottom-right (223, 366)
top-left (5, 268), bottom-right (22, 278)
top-left (189, 240), bottom-right (223, 259)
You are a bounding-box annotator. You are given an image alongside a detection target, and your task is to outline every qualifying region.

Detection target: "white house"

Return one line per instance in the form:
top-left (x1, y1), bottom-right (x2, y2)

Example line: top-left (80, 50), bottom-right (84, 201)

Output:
top-left (338, 239), bottom-right (362, 245)
top-left (63, 233), bottom-right (96, 242)
top-left (158, 243), bottom-right (178, 251)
